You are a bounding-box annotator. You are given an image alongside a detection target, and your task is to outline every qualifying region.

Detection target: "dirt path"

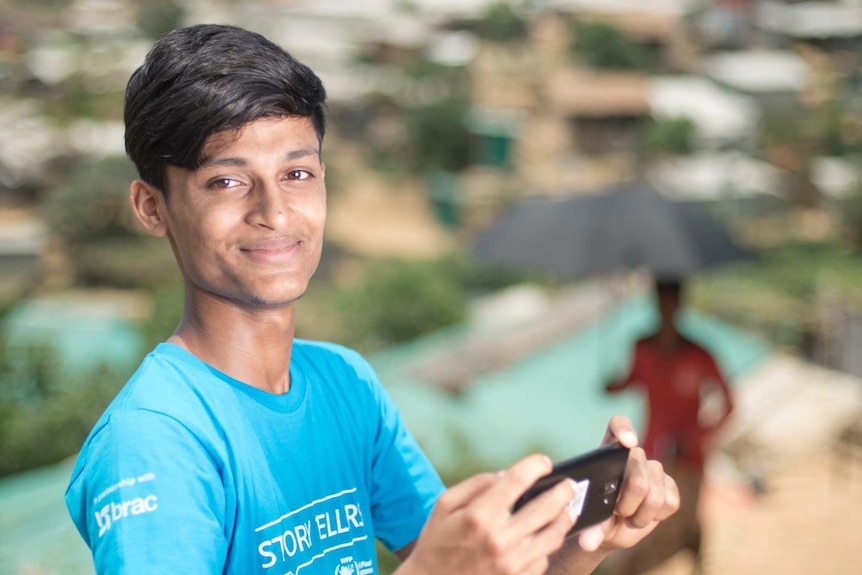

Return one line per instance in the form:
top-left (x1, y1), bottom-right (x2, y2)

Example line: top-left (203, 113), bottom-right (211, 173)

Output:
top-left (642, 450), bottom-right (862, 575)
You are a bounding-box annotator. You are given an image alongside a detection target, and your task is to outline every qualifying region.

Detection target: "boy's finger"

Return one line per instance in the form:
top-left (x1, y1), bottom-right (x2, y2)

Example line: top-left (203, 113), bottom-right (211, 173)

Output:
top-left (602, 415), bottom-right (638, 448)
top-left (472, 453), bottom-right (554, 516)
top-left (505, 477), bottom-right (577, 543)
top-left (624, 459), bottom-right (668, 528)
top-left (432, 472), bottom-right (499, 515)
top-left (577, 523), bottom-right (607, 552)
top-left (614, 447), bottom-right (650, 519)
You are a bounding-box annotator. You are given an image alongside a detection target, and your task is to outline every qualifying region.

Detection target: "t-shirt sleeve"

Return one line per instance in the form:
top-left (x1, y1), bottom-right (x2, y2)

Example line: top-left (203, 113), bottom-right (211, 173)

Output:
top-left (364, 370), bottom-right (445, 553)
top-left (65, 410), bottom-right (227, 574)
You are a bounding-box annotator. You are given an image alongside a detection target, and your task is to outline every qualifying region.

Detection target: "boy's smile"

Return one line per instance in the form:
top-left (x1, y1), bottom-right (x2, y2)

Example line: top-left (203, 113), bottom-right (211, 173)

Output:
top-left (156, 115), bottom-right (326, 308)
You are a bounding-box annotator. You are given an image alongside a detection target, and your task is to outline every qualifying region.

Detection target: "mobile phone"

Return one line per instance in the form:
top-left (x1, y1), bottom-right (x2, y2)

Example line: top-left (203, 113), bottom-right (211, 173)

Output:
top-left (512, 443), bottom-right (630, 534)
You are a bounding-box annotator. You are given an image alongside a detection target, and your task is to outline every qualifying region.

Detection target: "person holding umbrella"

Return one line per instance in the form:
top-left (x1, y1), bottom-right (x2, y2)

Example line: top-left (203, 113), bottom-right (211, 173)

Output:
top-left (604, 278), bottom-right (735, 575)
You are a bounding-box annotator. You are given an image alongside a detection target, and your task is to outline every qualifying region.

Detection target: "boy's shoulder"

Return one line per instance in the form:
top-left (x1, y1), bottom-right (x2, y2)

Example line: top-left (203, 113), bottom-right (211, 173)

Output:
top-left (293, 338), bottom-right (365, 363)
top-left (75, 344), bottom-right (218, 448)
top-left (292, 338), bottom-right (377, 383)
top-left (106, 342), bottom-right (221, 413)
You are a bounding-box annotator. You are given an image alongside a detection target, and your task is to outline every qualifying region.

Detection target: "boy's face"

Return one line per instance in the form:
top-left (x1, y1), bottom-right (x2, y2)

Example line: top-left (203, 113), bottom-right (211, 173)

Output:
top-left (158, 115), bottom-right (326, 308)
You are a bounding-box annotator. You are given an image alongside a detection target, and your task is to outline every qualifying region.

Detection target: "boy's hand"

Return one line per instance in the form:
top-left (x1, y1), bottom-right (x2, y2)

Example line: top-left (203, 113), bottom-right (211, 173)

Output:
top-left (577, 416), bottom-right (680, 553)
top-left (401, 416), bottom-right (679, 575)
top-left (402, 453), bottom-right (579, 575)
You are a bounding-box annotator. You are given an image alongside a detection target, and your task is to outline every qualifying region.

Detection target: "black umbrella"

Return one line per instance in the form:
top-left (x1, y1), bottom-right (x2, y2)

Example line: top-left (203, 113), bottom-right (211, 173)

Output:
top-left (472, 181), bottom-right (752, 280)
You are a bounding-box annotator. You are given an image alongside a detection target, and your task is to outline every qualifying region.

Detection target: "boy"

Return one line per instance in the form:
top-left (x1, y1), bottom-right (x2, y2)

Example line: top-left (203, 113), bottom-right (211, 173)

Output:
top-left (66, 24), bottom-right (677, 575)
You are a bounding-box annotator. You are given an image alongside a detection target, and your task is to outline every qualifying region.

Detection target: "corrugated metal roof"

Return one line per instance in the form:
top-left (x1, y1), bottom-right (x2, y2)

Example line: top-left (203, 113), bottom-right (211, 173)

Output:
top-left (704, 50), bottom-right (810, 95)
top-left (648, 75), bottom-right (760, 146)
top-left (757, 0), bottom-right (862, 39)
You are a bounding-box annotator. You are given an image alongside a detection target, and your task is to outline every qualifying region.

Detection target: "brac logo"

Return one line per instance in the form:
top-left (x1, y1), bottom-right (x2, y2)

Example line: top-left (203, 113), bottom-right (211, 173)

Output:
top-left (94, 495), bottom-right (158, 537)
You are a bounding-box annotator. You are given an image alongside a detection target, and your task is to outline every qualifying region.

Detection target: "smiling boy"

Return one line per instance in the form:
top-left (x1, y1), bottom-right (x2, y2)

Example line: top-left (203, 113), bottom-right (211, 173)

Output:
top-left (65, 24), bottom-right (678, 575)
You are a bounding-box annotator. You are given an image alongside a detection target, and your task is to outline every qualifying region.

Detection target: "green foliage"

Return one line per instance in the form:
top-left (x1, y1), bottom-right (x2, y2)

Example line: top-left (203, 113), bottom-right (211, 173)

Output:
top-left (375, 542), bottom-right (400, 575)
top-left (43, 155), bottom-right (139, 245)
top-left (760, 108), bottom-right (802, 150)
top-left (571, 21), bottom-right (649, 71)
top-left (403, 95), bottom-right (472, 173)
top-left (808, 99), bottom-right (862, 157)
top-left (11, 0), bottom-right (71, 8)
top-left (393, 0), bottom-right (419, 14)
top-left (0, 339), bottom-right (123, 477)
top-left (41, 155), bottom-right (179, 288)
top-left (760, 100), bottom-right (862, 158)
top-left (438, 252), bottom-right (533, 293)
top-left (690, 240), bottom-right (862, 349)
top-left (67, 77), bottom-right (121, 119)
top-left (0, 339), bottom-right (61, 406)
top-left (140, 281), bottom-right (185, 348)
top-left (296, 254), bottom-right (525, 348)
top-left (841, 161), bottom-right (862, 245)
top-left (75, 237), bottom-right (179, 288)
top-left (476, 2), bottom-right (529, 43)
top-left (335, 258), bottom-right (468, 353)
top-left (385, 55), bottom-right (474, 175)
top-left (640, 116), bottom-right (695, 156)
top-left (403, 57), bottom-right (459, 81)
top-left (136, 0), bottom-right (186, 39)
top-left (42, 73), bottom-right (125, 122)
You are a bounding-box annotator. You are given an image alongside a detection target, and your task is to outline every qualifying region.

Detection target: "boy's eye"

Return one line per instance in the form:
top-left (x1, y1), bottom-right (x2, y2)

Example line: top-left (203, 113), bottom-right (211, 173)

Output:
top-left (286, 170), bottom-right (310, 181)
top-left (208, 178), bottom-right (240, 189)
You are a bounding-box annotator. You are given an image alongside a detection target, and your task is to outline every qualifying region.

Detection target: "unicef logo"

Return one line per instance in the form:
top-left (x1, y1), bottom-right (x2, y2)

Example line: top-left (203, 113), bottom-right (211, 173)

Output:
top-left (336, 555), bottom-right (373, 575)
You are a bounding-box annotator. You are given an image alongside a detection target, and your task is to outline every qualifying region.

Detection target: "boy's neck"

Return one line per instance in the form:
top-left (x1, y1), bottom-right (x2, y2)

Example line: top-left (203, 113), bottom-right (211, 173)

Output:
top-left (653, 323), bottom-right (682, 355)
top-left (168, 294), bottom-right (297, 395)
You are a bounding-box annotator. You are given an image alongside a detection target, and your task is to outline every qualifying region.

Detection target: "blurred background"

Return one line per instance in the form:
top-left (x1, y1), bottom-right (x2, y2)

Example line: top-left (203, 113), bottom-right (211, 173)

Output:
top-left (1, 0), bottom-right (862, 574)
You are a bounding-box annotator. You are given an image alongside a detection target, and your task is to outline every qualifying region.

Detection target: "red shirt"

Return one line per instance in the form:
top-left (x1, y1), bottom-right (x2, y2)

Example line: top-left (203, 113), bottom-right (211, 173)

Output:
top-left (621, 337), bottom-right (732, 471)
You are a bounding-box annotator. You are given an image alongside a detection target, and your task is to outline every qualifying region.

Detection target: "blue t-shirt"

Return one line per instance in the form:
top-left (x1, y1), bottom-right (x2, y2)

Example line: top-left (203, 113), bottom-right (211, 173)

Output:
top-left (65, 341), bottom-right (444, 574)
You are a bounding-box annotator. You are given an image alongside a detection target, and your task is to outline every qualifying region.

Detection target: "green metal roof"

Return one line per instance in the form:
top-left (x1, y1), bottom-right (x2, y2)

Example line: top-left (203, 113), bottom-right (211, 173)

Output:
top-left (2, 297), bottom-right (144, 373)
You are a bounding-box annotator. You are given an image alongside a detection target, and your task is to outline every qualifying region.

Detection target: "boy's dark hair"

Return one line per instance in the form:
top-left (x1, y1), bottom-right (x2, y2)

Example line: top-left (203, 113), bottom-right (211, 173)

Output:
top-left (124, 24), bottom-right (327, 195)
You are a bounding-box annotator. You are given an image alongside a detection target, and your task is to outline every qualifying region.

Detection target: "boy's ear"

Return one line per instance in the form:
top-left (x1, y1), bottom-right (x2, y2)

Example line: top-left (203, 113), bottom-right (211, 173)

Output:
top-left (129, 179), bottom-right (168, 237)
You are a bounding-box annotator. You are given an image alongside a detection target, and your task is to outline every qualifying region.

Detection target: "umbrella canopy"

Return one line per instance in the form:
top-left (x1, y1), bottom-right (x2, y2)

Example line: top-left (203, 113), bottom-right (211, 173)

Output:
top-left (472, 181), bottom-right (752, 280)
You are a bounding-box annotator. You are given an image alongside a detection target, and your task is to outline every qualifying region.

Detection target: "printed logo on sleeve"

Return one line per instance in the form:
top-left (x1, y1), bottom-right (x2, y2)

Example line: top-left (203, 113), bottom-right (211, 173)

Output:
top-left (95, 495), bottom-right (158, 537)
top-left (92, 472), bottom-right (158, 537)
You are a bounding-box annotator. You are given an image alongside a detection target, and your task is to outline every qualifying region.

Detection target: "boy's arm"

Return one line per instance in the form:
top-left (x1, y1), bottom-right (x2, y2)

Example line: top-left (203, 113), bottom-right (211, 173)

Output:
top-left (66, 411), bottom-right (227, 574)
top-left (605, 344), bottom-right (643, 394)
top-left (701, 353), bottom-right (735, 434)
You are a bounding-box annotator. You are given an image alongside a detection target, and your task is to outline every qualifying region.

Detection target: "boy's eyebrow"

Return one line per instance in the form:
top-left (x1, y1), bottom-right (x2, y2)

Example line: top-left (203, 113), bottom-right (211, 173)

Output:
top-left (202, 147), bottom-right (321, 168)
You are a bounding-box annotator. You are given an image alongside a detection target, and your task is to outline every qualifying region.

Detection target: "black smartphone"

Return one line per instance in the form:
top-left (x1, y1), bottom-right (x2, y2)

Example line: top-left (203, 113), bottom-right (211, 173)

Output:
top-left (512, 443), bottom-right (630, 534)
